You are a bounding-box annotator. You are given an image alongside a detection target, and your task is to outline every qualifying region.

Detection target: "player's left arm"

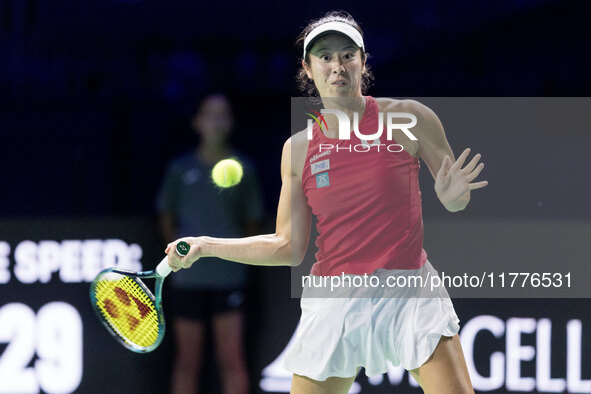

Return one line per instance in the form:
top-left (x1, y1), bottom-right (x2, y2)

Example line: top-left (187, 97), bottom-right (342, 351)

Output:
top-left (408, 100), bottom-right (488, 212)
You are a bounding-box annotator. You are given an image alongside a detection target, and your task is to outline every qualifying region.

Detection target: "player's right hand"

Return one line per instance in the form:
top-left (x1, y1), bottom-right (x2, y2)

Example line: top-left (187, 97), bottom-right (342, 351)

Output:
top-left (165, 237), bottom-right (205, 272)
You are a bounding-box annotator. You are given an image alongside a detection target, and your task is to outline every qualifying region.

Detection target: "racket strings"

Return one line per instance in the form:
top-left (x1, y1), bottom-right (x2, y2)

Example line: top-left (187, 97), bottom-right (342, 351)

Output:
top-left (92, 272), bottom-right (161, 348)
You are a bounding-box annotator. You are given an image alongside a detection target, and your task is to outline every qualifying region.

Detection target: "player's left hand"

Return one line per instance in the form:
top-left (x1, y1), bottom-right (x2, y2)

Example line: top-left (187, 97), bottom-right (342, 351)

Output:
top-left (435, 148), bottom-right (488, 212)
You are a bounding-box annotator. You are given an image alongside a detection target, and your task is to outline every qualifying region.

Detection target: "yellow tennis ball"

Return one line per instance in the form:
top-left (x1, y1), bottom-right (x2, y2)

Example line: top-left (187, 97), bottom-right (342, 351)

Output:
top-left (211, 159), bottom-right (243, 188)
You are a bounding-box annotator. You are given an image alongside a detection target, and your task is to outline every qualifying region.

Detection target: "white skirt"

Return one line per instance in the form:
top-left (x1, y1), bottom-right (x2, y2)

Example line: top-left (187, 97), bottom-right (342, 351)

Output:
top-left (282, 260), bottom-right (460, 381)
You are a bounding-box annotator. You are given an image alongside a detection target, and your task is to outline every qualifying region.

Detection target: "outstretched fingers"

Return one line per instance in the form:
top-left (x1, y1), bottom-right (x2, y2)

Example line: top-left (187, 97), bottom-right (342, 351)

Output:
top-left (461, 153), bottom-right (481, 174)
top-left (461, 150), bottom-right (488, 190)
top-left (468, 180), bottom-right (488, 190)
top-left (451, 148), bottom-right (471, 171)
top-left (465, 162), bottom-right (485, 182)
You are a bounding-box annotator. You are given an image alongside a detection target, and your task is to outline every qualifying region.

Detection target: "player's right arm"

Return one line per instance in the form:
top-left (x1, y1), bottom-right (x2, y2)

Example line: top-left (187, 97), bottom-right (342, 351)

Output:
top-left (166, 137), bottom-right (312, 271)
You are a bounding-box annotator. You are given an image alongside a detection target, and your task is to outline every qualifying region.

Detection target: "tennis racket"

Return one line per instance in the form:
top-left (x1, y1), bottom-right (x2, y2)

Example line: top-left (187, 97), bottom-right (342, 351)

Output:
top-left (89, 241), bottom-right (190, 353)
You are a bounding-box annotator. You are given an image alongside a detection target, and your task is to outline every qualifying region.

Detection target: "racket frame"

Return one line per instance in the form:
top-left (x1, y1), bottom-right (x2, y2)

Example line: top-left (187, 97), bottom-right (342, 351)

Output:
top-left (90, 257), bottom-right (172, 353)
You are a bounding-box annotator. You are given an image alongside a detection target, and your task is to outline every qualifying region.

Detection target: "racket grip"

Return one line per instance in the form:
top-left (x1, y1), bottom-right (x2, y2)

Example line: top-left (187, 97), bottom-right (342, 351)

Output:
top-left (156, 256), bottom-right (172, 277)
top-left (156, 241), bottom-right (190, 277)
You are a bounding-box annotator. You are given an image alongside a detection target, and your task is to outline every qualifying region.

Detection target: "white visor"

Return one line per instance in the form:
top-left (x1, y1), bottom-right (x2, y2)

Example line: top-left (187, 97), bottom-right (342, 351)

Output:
top-left (303, 21), bottom-right (364, 59)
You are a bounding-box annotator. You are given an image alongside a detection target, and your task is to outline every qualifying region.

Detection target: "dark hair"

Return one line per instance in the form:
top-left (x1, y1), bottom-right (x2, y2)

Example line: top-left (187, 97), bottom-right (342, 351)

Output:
top-left (295, 11), bottom-right (374, 96)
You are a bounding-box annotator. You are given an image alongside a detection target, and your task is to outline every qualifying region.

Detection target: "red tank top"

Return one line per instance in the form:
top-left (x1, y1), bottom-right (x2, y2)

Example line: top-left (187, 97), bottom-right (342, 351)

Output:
top-left (302, 96), bottom-right (427, 276)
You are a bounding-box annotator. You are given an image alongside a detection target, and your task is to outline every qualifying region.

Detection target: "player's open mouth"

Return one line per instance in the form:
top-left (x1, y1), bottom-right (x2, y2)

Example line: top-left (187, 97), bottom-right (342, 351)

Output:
top-left (332, 80), bottom-right (348, 86)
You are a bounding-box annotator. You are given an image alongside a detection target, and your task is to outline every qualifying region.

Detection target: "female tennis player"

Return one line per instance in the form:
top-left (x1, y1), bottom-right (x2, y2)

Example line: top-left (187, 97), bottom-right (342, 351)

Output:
top-left (166, 11), bottom-right (486, 394)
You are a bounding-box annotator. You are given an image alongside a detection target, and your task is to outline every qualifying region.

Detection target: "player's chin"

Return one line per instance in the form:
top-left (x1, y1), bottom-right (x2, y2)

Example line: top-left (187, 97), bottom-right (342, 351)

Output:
top-left (331, 85), bottom-right (356, 97)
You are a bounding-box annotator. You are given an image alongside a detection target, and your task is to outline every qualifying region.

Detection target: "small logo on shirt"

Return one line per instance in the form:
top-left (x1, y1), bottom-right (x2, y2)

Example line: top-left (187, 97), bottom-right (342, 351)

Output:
top-left (309, 150), bottom-right (331, 163)
top-left (227, 291), bottom-right (244, 308)
top-left (310, 159), bottom-right (330, 175)
top-left (182, 168), bottom-right (201, 184)
top-left (315, 172), bottom-right (330, 188)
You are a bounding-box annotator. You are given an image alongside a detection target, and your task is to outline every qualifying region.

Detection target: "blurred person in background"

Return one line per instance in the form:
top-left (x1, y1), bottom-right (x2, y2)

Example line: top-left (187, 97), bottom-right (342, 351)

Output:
top-left (156, 93), bottom-right (264, 394)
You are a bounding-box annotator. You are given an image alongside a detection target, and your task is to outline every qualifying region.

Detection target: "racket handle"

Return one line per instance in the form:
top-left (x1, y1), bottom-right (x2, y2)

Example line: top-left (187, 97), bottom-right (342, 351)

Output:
top-left (156, 241), bottom-right (190, 277)
top-left (156, 256), bottom-right (172, 277)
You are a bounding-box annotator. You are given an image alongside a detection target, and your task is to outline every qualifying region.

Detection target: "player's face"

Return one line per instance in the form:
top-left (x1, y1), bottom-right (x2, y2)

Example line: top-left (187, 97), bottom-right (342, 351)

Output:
top-left (304, 34), bottom-right (364, 98)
